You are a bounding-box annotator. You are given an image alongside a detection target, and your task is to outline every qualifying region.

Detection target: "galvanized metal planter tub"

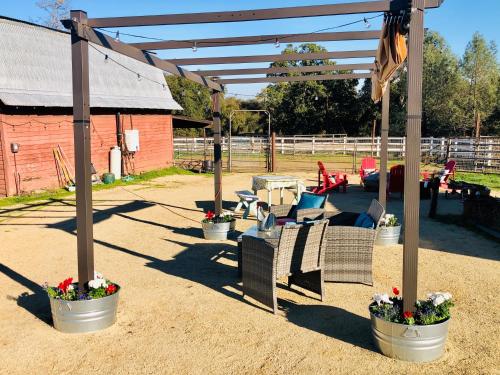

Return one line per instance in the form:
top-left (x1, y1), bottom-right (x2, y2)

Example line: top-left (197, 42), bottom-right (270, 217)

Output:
top-left (370, 312), bottom-right (450, 362)
top-left (376, 225), bottom-right (401, 246)
top-left (202, 221), bottom-right (231, 240)
top-left (49, 286), bottom-right (120, 334)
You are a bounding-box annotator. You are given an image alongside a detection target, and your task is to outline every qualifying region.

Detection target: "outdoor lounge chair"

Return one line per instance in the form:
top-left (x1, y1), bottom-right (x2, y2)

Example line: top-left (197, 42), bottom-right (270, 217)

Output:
top-left (269, 192), bottom-right (328, 225)
top-left (388, 164), bottom-right (404, 198)
top-left (359, 157), bottom-right (378, 185)
top-left (311, 161), bottom-right (348, 194)
top-left (302, 199), bottom-right (385, 285)
top-left (421, 160), bottom-right (456, 190)
top-left (241, 220), bottom-right (329, 314)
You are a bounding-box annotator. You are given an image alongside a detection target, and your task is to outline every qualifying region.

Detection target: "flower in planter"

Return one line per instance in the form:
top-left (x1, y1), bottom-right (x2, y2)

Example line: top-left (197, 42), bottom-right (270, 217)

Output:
top-left (379, 214), bottom-right (399, 227)
top-left (370, 287), bottom-right (454, 325)
top-left (45, 273), bottom-right (118, 301)
top-left (202, 210), bottom-right (233, 224)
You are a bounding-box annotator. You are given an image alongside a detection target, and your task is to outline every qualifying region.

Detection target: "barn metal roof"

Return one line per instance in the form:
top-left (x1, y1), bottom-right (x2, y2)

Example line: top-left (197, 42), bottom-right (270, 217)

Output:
top-left (0, 17), bottom-right (182, 110)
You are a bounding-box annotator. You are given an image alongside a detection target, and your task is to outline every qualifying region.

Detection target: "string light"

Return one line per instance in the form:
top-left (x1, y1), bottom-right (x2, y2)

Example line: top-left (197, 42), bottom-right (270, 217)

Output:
top-left (363, 17), bottom-right (371, 28)
top-left (315, 95), bottom-right (319, 101)
top-left (114, 30), bottom-right (120, 42)
top-left (104, 54), bottom-right (109, 63)
top-left (192, 41), bottom-right (197, 52)
top-left (137, 73), bottom-right (142, 81)
top-left (274, 38), bottom-right (280, 48)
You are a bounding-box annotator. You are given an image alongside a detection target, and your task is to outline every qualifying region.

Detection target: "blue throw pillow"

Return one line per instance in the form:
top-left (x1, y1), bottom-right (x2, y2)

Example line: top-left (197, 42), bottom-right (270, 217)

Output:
top-left (292, 193), bottom-right (326, 218)
top-left (361, 215), bottom-right (375, 229)
top-left (354, 212), bottom-right (369, 227)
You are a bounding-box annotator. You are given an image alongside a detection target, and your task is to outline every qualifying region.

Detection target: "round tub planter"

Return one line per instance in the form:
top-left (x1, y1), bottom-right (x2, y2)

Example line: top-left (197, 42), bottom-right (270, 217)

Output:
top-left (370, 313), bottom-right (450, 362)
top-left (376, 225), bottom-right (401, 246)
top-left (49, 286), bottom-right (120, 334)
top-left (202, 221), bottom-right (231, 240)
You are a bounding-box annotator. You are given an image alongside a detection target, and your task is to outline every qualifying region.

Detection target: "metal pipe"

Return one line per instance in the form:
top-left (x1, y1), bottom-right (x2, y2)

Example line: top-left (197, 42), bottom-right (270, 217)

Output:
top-left (212, 91), bottom-right (223, 215)
top-left (379, 84), bottom-right (390, 209)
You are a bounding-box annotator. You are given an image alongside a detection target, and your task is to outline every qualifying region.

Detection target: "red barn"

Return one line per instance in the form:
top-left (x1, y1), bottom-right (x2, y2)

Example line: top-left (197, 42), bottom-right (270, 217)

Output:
top-left (0, 17), bottom-right (182, 197)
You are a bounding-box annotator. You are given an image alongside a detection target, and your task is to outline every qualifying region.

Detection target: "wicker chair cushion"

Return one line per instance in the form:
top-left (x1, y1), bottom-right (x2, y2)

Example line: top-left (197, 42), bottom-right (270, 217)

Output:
top-left (294, 192), bottom-right (326, 212)
top-left (276, 218), bottom-right (296, 226)
top-left (354, 212), bottom-right (375, 228)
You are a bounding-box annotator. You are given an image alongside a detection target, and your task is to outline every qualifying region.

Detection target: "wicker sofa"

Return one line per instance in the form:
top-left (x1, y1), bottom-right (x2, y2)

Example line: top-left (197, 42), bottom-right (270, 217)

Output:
top-left (241, 220), bottom-right (329, 314)
top-left (319, 199), bottom-right (385, 285)
top-left (269, 193), bottom-right (329, 223)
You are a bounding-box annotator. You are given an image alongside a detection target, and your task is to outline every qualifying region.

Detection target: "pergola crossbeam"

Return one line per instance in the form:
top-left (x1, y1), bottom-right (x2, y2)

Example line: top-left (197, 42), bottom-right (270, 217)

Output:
top-left (168, 50), bottom-right (377, 65)
top-left (87, 0), bottom-right (443, 27)
top-left (64, 20), bottom-right (223, 91)
top-left (130, 30), bottom-right (380, 50)
top-left (217, 72), bottom-right (371, 84)
top-left (197, 63), bottom-right (374, 76)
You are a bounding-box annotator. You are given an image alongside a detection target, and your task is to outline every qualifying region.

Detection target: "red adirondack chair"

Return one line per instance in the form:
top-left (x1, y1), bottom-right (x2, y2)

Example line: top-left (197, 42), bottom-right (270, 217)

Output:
top-left (388, 164), bottom-right (404, 198)
top-left (359, 157), bottom-right (378, 184)
top-left (421, 160), bottom-right (456, 189)
top-left (311, 161), bottom-right (348, 194)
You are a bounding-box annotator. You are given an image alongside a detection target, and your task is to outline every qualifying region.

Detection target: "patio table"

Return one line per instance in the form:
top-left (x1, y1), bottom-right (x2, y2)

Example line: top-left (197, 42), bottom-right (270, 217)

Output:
top-left (252, 175), bottom-right (305, 207)
top-left (237, 225), bottom-right (281, 277)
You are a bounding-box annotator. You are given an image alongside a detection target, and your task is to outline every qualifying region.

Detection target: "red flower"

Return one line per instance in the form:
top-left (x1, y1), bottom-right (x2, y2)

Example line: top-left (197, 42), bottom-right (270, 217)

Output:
top-left (58, 277), bottom-right (73, 293)
top-left (106, 284), bottom-right (117, 295)
top-left (205, 211), bottom-right (215, 220)
top-left (392, 287), bottom-right (400, 296)
top-left (403, 311), bottom-right (413, 319)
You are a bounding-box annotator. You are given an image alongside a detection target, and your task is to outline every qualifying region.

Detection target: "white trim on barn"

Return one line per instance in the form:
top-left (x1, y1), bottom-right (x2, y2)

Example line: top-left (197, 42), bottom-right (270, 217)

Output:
top-left (0, 17), bottom-right (182, 111)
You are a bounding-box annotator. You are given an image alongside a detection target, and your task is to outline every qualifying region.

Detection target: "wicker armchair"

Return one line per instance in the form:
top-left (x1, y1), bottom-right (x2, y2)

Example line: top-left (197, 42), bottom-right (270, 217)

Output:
top-left (303, 199), bottom-right (385, 286)
top-left (269, 193), bottom-right (329, 223)
top-left (241, 220), bottom-right (329, 314)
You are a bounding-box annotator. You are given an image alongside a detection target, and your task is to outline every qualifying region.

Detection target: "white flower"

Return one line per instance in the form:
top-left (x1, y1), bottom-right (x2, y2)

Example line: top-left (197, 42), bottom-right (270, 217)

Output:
top-left (67, 284), bottom-right (74, 292)
top-left (94, 271), bottom-right (104, 279)
top-left (373, 293), bottom-right (393, 306)
top-left (427, 292), bottom-right (452, 306)
top-left (385, 214), bottom-right (394, 219)
top-left (88, 278), bottom-right (108, 289)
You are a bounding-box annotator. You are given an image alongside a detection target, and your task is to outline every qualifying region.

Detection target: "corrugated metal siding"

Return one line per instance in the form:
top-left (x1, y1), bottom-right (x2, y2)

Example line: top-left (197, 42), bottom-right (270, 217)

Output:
top-left (0, 18), bottom-right (182, 111)
top-left (1, 114), bottom-right (174, 195)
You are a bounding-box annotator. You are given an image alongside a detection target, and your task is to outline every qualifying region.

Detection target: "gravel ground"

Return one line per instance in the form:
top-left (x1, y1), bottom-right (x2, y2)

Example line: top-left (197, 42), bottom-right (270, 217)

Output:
top-left (0, 172), bottom-right (498, 375)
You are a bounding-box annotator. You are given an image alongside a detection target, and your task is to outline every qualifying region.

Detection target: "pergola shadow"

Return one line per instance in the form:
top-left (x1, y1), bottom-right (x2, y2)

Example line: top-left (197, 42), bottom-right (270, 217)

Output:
top-left (0, 263), bottom-right (52, 325)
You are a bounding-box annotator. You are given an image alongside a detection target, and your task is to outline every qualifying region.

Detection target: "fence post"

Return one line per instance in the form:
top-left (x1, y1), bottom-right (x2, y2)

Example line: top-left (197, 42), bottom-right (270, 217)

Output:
top-left (293, 136), bottom-right (296, 155)
top-left (312, 136), bottom-right (315, 155)
top-left (271, 132), bottom-right (276, 172)
top-left (440, 137), bottom-right (445, 160)
top-left (343, 136), bottom-right (347, 155)
top-left (402, 137), bottom-right (406, 157)
top-left (376, 136), bottom-right (381, 157)
top-left (281, 137), bottom-right (284, 154)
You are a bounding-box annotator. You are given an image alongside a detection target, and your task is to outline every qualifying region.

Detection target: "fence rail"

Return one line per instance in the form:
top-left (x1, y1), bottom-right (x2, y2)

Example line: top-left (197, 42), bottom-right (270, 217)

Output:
top-left (174, 136), bottom-right (500, 173)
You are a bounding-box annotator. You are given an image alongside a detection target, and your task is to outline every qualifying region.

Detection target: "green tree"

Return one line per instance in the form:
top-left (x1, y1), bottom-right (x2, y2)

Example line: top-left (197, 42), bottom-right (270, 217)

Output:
top-left (461, 32), bottom-right (499, 137)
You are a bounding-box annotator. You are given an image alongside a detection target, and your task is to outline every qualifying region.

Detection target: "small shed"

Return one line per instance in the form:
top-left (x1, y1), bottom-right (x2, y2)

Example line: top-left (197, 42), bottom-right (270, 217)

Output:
top-left (0, 17), bottom-right (182, 196)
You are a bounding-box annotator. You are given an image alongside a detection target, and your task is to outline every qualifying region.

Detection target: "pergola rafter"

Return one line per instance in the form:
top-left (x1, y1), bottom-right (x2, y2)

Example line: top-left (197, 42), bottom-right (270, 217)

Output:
top-left (65, 0), bottom-right (444, 314)
top-left (216, 72), bottom-right (372, 85)
top-left (87, 0), bottom-right (443, 27)
top-left (197, 63), bottom-right (374, 77)
top-left (129, 30), bottom-right (381, 50)
top-left (167, 50), bottom-right (377, 65)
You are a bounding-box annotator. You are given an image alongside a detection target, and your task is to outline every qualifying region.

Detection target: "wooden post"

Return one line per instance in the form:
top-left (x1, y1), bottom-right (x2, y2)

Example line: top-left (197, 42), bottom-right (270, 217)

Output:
top-left (379, 84), bottom-right (390, 209)
top-left (271, 132), bottom-right (276, 172)
top-left (403, 0), bottom-right (425, 312)
top-left (211, 91), bottom-right (223, 215)
top-left (70, 10), bottom-right (94, 290)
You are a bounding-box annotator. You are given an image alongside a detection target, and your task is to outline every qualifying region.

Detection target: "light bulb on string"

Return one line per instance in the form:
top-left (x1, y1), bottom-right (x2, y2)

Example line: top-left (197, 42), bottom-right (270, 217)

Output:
top-left (114, 30), bottom-right (120, 42)
top-left (162, 84), bottom-right (166, 91)
top-left (274, 38), bottom-right (280, 48)
top-left (192, 42), bottom-right (197, 52)
top-left (137, 73), bottom-right (142, 82)
top-left (104, 54), bottom-right (109, 63)
top-left (315, 95), bottom-right (319, 101)
top-left (363, 18), bottom-right (371, 28)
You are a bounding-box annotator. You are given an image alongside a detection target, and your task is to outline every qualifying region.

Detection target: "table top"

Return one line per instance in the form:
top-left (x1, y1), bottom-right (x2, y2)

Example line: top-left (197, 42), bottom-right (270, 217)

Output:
top-left (253, 175), bottom-right (301, 182)
top-left (237, 225), bottom-right (281, 243)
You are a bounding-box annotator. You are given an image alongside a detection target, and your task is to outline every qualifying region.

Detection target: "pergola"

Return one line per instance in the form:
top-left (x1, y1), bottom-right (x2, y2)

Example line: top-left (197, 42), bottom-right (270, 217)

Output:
top-left (63, 0), bottom-right (444, 312)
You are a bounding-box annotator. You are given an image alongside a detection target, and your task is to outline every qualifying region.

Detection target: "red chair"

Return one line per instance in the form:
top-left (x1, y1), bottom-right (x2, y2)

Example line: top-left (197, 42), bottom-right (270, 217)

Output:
top-left (311, 161), bottom-right (348, 195)
top-left (421, 160), bottom-right (456, 189)
top-left (359, 157), bottom-right (378, 184)
top-left (388, 164), bottom-right (404, 198)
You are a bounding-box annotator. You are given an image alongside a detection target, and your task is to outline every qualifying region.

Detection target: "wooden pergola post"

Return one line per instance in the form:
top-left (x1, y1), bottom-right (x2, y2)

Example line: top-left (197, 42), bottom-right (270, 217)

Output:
top-left (70, 10), bottom-right (94, 290)
top-left (403, 0), bottom-right (425, 312)
top-left (211, 90), bottom-right (223, 215)
top-left (378, 83), bottom-right (390, 209)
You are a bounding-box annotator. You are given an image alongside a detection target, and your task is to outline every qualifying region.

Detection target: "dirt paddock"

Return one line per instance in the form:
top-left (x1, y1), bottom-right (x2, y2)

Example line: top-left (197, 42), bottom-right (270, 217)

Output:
top-left (0, 172), bottom-right (498, 374)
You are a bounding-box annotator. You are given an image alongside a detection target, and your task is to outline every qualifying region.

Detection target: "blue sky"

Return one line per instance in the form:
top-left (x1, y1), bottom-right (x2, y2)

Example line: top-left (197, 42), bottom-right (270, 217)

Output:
top-left (2, 0), bottom-right (499, 98)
